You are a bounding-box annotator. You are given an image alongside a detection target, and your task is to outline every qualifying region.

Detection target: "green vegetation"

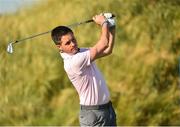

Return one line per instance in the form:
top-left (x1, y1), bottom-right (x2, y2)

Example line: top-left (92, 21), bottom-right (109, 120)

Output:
top-left (0, 0), bottom-right (180, 125)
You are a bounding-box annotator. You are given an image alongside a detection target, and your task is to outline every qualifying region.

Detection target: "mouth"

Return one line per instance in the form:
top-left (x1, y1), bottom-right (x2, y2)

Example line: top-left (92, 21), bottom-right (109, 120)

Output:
top-left (72, 45), bottom-right (77, 50)
top-left (71, 46), bottom-right (78, 53)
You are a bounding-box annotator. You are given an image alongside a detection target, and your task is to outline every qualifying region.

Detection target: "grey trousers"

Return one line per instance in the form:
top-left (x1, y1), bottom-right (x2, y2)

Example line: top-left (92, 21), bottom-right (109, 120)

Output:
top-left (79, 102), bottom-right (116, 126)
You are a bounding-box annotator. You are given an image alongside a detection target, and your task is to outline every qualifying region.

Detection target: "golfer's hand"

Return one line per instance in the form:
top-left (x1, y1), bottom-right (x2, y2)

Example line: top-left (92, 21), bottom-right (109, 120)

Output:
top-left (103, 13), bottom-right (116, 27)
top-left (93, 14), bottom-right (107, 26)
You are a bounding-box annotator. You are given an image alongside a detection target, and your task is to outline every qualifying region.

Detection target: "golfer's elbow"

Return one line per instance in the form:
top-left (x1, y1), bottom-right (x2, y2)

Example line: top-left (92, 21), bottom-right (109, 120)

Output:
top-left (106, 49), bottom-right (113, 55)
top-left (103, 48), bottom-right (113, 56)
top-left (108, 49), bottom-right (113, 55)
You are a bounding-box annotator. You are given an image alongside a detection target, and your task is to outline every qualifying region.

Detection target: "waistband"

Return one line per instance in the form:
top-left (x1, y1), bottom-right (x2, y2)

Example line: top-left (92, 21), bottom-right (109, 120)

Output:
top-left (80, 101), bottom-right (112, 110)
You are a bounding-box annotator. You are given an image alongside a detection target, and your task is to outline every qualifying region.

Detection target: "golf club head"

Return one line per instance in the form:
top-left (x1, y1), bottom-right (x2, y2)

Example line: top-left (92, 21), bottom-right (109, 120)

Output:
top-left (7, 42), bottom-right (13, 54)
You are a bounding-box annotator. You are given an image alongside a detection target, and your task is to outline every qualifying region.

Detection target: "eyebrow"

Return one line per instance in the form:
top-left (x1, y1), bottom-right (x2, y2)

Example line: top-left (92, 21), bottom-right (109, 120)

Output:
top-left (64, 37), bottom-right (76, 45)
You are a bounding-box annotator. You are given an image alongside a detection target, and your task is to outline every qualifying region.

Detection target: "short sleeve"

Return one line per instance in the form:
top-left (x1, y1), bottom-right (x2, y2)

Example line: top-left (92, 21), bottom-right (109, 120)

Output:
top-left (70, 50), bottom-right (90, 75)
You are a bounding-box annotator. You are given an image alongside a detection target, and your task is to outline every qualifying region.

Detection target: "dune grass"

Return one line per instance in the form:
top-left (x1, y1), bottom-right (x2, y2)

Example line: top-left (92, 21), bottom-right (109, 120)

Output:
top-left (0, 0), bottom-right (180, 125)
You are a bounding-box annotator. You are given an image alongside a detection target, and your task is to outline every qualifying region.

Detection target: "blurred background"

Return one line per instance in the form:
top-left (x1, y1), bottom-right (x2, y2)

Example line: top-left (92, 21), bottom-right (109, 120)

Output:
top-left (0, 0), bottom-right (180, 125)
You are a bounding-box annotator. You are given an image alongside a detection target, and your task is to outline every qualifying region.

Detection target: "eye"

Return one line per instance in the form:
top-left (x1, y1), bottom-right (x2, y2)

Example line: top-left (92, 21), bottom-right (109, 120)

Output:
top-left (65, 41), bottom-right (71, 45)
top-left (72, 38), bottom-right (76, 42)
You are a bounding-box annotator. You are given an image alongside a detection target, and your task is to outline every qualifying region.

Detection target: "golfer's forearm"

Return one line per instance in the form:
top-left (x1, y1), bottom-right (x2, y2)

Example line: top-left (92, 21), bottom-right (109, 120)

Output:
top-left (95, 23), bottom-right (109, 52)
top-left (96, 27), bottom-right (115, 58)
top-left (103, 27), bottom-right (115, 54)
top-left (90, 18), bottom-right (110, 62)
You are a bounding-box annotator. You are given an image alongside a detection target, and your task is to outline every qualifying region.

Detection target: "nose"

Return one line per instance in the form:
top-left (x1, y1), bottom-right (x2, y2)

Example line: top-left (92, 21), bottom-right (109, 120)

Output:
top-left (70, 42), bottom-right (74, 47)
top-left (71, 41), bottom-right (76, 47)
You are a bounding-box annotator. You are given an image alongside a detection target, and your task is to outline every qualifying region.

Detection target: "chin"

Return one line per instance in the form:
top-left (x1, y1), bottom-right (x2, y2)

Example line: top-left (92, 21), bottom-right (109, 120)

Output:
top-left (73, 48), bottom-right (79, 54)
top-left (68, 50), bottom-right (76, 55)
top-left (73, 50), bottom-right (78, 54)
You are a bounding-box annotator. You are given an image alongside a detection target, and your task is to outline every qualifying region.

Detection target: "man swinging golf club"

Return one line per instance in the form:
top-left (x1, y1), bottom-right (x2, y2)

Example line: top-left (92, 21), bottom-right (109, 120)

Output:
top-left (51, 13), bottom-right (116, 126)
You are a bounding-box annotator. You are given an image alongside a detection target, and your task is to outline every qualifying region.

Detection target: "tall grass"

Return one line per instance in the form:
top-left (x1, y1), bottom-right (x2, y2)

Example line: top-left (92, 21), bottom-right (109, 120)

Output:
top-left (0, 0), bottom-right (180, 125)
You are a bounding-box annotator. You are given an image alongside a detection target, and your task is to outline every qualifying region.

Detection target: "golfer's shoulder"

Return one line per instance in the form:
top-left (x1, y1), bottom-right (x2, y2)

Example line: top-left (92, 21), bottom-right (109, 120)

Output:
top-left (70, 48), bottom-right (90, 67)
top-left (73, 48), bottom-right (90, 58)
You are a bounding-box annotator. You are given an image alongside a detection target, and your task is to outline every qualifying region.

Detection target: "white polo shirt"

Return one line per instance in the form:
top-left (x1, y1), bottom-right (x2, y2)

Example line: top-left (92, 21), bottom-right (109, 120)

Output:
top-left (60, 48), bottom-right (110, 105)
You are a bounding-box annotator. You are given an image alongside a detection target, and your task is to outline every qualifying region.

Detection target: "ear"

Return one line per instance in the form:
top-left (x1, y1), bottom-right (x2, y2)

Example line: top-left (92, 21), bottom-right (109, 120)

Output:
top-left (56, 44), bottom-right (63, 53)
top-left (56, 44), bottom-right (61, 48)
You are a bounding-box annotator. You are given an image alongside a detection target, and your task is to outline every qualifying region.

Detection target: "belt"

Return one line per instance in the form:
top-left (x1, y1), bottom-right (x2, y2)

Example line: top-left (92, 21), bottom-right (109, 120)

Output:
top-left (80, 101), bottom-right (111, 110)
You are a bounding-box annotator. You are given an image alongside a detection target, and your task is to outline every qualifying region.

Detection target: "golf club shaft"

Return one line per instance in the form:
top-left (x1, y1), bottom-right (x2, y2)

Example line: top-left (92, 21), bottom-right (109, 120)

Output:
top-left (12, 19), bottom-right (93, 44)
top-left (12, 14), bottom-right (115, 44)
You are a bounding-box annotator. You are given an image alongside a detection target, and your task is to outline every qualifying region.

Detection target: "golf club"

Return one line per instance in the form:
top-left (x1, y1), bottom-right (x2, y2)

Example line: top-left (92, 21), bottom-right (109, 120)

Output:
top-left (7, 14), bottom-right (115, 54)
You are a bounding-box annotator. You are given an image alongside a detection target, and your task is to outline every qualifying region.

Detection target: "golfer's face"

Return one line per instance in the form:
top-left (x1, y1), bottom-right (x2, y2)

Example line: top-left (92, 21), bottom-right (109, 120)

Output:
top-left (60, 32), bottom-right (78, 54)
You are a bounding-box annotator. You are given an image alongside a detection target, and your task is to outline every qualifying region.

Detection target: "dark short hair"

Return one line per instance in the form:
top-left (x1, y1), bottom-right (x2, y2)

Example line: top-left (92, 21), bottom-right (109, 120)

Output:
top-left (51, 26), bottom-right (73, 45)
